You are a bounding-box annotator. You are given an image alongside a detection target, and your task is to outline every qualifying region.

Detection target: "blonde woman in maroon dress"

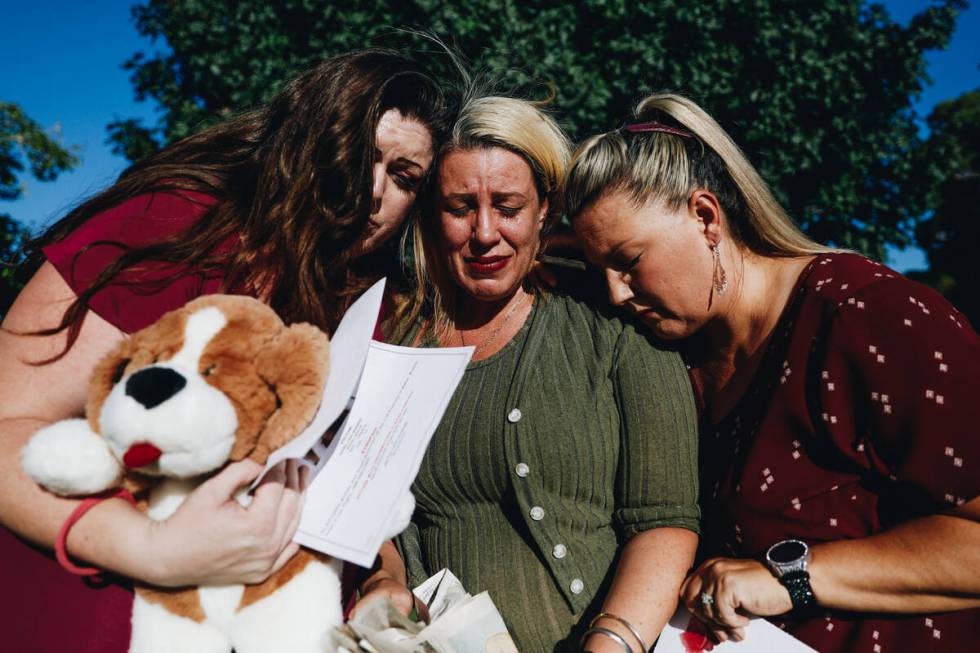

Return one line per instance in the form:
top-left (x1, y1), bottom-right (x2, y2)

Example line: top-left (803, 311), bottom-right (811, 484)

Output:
top-left (562, 93), bottom-right (980, 652)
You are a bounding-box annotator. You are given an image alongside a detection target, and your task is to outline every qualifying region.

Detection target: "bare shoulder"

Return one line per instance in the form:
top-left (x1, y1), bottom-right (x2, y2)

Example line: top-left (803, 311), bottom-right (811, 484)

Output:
top-left (0, 262), bottom-right (125, 421)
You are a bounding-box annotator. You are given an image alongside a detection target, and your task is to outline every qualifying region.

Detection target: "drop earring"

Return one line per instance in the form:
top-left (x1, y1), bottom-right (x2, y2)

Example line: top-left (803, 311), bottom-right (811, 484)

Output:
top-left (711, 244), bottom-right (728, 295)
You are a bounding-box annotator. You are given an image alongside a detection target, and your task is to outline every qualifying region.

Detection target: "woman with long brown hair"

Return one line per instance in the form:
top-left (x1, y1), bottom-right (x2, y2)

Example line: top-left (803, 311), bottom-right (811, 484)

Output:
top-left (0, 49), bottom-right (446, 652)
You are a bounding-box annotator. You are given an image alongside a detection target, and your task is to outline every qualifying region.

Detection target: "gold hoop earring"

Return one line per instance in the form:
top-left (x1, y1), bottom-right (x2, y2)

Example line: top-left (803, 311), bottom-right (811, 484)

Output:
top-left (712, 244), bottom-right (728, 295)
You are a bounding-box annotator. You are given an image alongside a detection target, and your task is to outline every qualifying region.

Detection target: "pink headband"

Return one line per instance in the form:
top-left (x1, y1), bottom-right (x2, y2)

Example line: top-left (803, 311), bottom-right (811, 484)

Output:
top-left (622, 121), bottom-right (693, 138)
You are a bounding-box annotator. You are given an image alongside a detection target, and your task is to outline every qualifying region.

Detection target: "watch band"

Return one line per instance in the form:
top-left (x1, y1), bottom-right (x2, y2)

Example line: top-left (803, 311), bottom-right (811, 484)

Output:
top-left (779, 570), bottom-right (817, 613)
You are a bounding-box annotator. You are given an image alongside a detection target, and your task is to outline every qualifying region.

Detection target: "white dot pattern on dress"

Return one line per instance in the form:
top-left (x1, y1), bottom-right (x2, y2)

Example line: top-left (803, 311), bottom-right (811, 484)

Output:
top-left (702, 254), bottom-right (977, 653)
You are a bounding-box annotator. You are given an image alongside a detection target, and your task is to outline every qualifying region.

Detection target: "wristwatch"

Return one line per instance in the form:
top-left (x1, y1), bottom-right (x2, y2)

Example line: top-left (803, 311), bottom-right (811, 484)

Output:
top-left (765, 539), bottom-right (817, 613)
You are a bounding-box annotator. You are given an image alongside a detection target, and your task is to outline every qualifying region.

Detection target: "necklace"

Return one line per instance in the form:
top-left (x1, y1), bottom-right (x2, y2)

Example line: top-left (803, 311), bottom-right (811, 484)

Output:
top-left (456, 292), bottom-right (531, 356)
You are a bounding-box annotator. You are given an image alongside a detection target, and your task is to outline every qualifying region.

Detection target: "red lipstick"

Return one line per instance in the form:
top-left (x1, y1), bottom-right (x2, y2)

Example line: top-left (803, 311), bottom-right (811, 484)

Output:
top-left (466, 255), bottom-right (510, 274)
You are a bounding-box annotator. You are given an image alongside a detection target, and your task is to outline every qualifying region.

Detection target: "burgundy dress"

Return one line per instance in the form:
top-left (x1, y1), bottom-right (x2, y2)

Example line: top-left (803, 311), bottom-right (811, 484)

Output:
top-left (2, 190), bottom-right (379, 652)
top-left (0, 190), bottom-right (234, 653)
top-left (694, 253), bottom-right (980, 652)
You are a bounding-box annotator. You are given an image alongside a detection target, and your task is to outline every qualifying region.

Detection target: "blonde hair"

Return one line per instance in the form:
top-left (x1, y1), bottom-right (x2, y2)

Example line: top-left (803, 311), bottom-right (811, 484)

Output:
top-left (396, 95), bottom-right (571, 343)
top-left (563, 93), bottom-right (833, 257)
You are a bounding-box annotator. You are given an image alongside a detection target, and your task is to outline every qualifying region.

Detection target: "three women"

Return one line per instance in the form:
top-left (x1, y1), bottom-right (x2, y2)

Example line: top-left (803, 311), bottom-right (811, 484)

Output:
top-left (4, 45), bottom-right (976, 653)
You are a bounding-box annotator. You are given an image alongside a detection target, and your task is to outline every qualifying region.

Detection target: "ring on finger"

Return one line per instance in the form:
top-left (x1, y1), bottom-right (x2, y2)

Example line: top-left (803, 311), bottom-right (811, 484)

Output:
top-left (700, 592), bottom-right (715, 609)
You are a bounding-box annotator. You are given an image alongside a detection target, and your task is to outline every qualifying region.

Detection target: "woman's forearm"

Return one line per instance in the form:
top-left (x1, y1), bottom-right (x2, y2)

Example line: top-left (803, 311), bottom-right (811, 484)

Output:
top-left (682, 499), bottom-right (980, 643)
top-left (360, 539), bottom-right (409, 590)
top-left (3, 419), bottom-right (310, 588)
top-left (350, 539), bottom-right (419, 619)
top-left (585, 527), bottom-right (698, 652)
top-left (810, 499), bottom-right (980, 613)
top-left (0, 417), bottom-right (153, 578)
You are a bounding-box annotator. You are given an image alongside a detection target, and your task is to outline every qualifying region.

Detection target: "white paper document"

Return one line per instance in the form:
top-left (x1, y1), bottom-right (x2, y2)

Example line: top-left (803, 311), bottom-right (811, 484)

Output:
top-left (258, 278), bottom-right (473, 567)
top-left (295, 340), bottom-right (471, 566)
top-left (654, 608), bottom-right (816, 652)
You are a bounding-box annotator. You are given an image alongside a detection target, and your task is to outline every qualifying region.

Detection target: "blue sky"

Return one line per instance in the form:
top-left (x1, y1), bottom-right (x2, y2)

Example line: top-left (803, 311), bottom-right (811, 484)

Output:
top-left (2, 1), bottom-right (978, 272)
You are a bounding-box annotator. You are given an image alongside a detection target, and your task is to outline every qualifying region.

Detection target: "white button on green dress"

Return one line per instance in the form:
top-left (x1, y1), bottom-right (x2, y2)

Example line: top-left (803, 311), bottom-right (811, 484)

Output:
top-left (570, 578), bottom-right (584, 594)
top-left (515, 462), bottom-right (530, 477)
top-left (508, 408), bottom-right (522, 423)
top-left (552, 543), bottom-right (567, 559)
top-left (529, 505), bottom-right (545, 520)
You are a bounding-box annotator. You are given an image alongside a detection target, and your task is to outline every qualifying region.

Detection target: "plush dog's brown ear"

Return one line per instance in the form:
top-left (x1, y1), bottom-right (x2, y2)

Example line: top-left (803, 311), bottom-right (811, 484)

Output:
top-left (250, 323), bottom-right (330, 464)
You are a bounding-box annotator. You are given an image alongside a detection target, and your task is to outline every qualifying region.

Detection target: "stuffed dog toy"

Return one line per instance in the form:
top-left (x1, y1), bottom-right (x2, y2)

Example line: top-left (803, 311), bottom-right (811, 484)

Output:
top-left (23, 294), bottom-right (379, 653)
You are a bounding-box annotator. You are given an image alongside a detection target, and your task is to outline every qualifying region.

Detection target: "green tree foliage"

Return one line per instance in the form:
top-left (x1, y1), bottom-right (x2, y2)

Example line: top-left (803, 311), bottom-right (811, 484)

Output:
top-left (1, 103), bottom-right (78, 200)
top-left (0, 102), bottom-right (79, 312)
top-left (109, 0), bottom-right (965, 260)
top-left (908, 89), bottom-right (980, 327)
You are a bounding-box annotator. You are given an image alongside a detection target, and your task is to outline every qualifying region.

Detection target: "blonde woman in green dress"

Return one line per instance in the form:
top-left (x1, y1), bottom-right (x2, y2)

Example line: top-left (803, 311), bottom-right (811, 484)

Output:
top-left (355, 96), bottom-right (701, 653)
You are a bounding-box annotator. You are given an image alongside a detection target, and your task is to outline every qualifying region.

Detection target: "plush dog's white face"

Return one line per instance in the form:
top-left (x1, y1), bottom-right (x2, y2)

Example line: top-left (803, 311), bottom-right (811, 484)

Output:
top-left (99, 306), bottom-right (240, 478)
top-left (86, 294), bottom-right (329, 483)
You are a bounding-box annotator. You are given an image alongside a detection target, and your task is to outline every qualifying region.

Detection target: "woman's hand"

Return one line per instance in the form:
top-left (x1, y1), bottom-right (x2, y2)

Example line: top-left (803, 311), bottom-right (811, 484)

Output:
top-left (531, 230), bottom-right (586, 289)
top-left (139, 459), bottom-right (307, 587)
top-left (350, 539), bottom-right (428, 622)
top-left (351, 576), bottom-right (427, 621)
top-left (680, 557), bottom-right (792, 643)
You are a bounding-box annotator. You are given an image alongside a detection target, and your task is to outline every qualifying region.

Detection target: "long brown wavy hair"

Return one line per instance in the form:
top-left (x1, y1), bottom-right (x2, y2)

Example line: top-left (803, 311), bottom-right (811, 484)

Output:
top-left (30, 49), bottom-right (448, 354)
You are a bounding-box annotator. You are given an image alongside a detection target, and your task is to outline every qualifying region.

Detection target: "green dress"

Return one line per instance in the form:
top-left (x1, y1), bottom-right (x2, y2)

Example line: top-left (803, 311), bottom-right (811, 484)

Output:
top-left (398, 292), bottom-right (699, 652)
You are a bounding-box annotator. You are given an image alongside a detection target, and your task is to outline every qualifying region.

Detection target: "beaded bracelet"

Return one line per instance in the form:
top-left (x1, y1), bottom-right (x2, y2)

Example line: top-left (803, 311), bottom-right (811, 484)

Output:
top-left (590, 612), bottom-right (649, 653)
top-left (580, 626), bottom-right (634, 653)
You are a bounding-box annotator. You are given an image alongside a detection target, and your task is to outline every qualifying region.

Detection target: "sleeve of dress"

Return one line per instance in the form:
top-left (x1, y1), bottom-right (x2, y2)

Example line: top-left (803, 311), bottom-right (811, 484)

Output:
top-left (394, 522), bottom-right (429, 590)
top-left (817, 278), bottom-right (980, 511)
top-left (611, 322), bottom-right (701, 537)
top-left (41, 190), bottom-right (224, 334)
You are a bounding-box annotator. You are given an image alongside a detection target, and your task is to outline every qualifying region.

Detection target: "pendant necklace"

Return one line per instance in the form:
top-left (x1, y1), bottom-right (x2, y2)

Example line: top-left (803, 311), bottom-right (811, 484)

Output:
top-left (456, 292), bottom-right (531, 356)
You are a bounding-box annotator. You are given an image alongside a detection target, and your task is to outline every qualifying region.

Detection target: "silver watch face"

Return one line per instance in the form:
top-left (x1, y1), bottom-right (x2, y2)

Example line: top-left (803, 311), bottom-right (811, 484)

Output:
top-left (766, 539), bottom-right (809, 576)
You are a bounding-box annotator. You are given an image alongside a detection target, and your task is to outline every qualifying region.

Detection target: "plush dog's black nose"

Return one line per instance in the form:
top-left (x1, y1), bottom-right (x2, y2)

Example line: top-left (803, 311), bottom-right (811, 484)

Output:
top-left (125, 367), bottom-right (187, 409)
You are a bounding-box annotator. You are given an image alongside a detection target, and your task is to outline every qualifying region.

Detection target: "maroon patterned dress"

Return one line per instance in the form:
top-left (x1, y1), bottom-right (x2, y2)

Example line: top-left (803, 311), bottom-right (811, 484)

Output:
top-left (694, 253), bottom-right (980, 652)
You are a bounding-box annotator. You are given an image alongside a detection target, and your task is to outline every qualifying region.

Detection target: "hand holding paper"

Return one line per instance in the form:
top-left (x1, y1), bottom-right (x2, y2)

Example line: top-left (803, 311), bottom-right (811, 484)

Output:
top-left (257, 279), bottom-right (473, 566)
top-left (653, 608), bottom-right (816, 652)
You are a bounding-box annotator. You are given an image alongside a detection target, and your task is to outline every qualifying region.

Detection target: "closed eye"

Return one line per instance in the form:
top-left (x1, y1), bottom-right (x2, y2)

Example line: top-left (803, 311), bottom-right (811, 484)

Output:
top-left (611, 252), bottom-right (642, 272)
top-left (392, 170), bottom-right (421, 192)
